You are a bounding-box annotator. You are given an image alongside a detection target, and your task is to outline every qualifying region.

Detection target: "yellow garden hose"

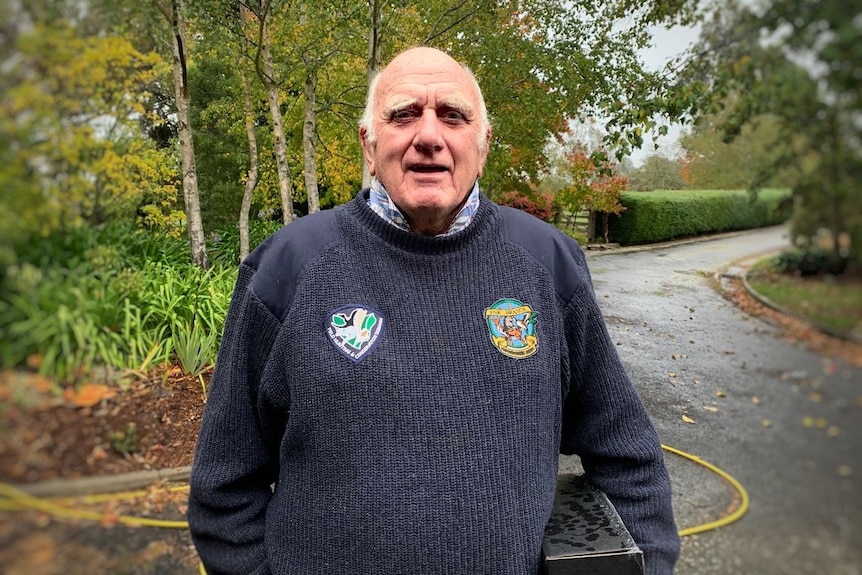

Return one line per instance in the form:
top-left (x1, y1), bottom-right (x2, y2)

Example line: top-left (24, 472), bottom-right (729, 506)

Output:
top-left (661, 444), bottom-right (750, 537)
top-left (0, 444), bottom-right (749, 537)
top-left (0, 481), bottom-right (189, 529)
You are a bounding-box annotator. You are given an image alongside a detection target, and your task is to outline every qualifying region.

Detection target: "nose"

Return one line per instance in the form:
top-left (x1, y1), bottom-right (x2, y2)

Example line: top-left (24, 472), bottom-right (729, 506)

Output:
top-left (413, 110), bottom-right (444, 153)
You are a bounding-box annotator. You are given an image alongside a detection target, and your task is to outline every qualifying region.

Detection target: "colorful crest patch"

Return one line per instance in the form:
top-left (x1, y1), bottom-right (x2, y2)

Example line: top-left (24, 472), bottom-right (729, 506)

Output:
top-left (484, 298), bottom-right (538, 359)
top-left (325, 304), bottom-right (385, 363)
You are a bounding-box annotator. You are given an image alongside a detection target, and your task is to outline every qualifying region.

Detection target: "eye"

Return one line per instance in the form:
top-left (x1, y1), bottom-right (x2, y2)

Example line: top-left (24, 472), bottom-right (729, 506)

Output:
top-left (441, 109), bottom-right (467, 122)
top-left (387, 108), bottom-right (416, 122)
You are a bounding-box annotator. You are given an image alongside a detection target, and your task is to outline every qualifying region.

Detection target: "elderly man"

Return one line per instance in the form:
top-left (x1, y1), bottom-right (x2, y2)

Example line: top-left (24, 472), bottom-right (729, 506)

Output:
top-left (188, 46), bottom-right (679, 575)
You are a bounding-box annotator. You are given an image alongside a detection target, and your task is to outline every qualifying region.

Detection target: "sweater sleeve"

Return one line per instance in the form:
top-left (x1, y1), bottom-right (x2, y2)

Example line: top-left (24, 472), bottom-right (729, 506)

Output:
top-left (187, 263), bottom-right (283, 575)
top-left (560, 270), bottom-right (680, 575)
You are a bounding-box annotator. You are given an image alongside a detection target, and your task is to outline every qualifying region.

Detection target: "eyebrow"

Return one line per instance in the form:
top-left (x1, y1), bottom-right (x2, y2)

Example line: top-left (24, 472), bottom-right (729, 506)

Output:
top-left (382, 95), bottom-right (476, 120)
top-left (438, 96), bottom-right (475, 119)
top-left (382, 97), bottom-right (419, 117)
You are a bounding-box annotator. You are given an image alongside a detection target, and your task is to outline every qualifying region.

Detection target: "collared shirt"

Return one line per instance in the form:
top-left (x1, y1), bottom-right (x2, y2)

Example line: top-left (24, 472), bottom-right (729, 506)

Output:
top-left (367, 178), bottom-right (480, 236)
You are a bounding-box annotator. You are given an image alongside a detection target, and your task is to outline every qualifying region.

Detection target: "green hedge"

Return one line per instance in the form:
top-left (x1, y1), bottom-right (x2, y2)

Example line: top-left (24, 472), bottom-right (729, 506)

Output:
top-left (607, 189), bottom-right (791, 245)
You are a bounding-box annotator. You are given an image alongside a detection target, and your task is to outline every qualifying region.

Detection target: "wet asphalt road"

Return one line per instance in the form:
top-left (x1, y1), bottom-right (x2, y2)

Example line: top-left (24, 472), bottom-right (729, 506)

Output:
top-left (564, 225), bottom-right (861, 575)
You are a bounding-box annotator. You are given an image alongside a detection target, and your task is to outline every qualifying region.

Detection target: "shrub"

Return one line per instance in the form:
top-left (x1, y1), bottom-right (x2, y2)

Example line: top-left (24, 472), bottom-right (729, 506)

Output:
top-left (771, 248), bottom-right (848, 276)
top-left (0, 224), bottom-right (236, 383)
top-left (607, 189), bottom-right (790, 245)
top-left (496, 191), bottom-right (556, 222)
top-left (210, 219), bottom-right (285, 267)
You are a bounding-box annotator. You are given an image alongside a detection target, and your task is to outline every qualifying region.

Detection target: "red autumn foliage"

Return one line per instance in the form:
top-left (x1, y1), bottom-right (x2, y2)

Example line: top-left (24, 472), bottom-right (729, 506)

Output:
top-left (497, 190), bottom-right (556, 222)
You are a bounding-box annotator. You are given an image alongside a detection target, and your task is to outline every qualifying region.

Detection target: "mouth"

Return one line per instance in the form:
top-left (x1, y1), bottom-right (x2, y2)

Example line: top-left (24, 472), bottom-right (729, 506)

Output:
top-left (408, 164), bottom-right (449, 173)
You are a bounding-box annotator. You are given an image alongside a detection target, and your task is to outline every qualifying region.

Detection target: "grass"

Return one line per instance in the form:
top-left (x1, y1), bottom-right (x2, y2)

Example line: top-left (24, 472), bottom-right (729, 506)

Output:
top-left (747, 258), bottom-right (862, 335)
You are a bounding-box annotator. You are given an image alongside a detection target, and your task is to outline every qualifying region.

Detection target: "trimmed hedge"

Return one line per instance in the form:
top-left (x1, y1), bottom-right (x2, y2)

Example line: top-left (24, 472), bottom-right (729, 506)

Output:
top-left (607, 189), bottom-right (791, 245)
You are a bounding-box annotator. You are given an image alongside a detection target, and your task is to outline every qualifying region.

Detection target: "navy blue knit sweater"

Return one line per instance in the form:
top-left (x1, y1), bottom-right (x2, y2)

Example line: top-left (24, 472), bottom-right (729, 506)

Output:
top-left (188, 190), bottom-right (679, 574)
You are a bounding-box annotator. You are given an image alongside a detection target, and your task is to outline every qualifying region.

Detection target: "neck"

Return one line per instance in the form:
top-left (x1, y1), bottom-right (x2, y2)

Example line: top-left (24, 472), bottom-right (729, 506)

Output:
top-left (404, 211), bottom-right (457, 236)
top-left (402, 195), bottom-right (471, 237)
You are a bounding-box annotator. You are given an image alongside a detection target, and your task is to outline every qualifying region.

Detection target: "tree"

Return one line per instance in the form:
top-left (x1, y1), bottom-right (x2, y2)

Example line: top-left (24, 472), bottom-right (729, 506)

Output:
top-left (154, 0), bottom-right (208, 268)
top-left (681, 0), bottom-right (861, 268)
top-left (628, 155), bottom-right (686, 191)
top-left (245, 1), bottom-right (296, 225)
top-left (679, 109), bottom-right (796, 190)
top-left (90, 0), bottom-right (210, 266)
top-left (291, 1), bottom-right (366, 214)
top-left (554, 149), bottom-right (627, 243)
top-left (237, 5), bottom-right (261, 261)
top-left (0, 20), bottom-right (174, 243)
top-left (361, 0), bottom-right (382, 188)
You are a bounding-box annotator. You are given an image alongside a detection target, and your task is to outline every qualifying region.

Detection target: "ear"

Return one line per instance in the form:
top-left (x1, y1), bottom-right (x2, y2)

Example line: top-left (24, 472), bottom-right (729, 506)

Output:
top-left (359, 127), bottom-right (376, 176)
top-left (477, 126), bottom-right (492, 178)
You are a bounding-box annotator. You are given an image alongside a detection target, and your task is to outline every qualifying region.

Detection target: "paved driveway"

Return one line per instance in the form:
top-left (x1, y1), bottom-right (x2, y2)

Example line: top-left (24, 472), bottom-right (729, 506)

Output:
top-left (565, 226), bottom-right (862, 574)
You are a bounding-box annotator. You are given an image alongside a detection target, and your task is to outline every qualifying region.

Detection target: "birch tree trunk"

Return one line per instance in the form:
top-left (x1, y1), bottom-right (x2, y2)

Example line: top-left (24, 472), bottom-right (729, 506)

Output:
top-left (302, 63), bottom-right (320, 214)
top-left (260, 32), bottom-right (294, 225)
top-left (168, 0), bottom-right (208, 268)
top-left (238, 4), bottom-right (260, 261)
top-left (238, 66), bottom-right (259, 261)
top-left (362, 0), bottom-right (382, 189)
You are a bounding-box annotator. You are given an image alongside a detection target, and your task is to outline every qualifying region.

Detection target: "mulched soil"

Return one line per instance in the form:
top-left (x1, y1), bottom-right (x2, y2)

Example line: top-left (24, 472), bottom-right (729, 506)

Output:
top-left (0, 368), bottom-right (205, 485)
top-left (0, 368), bottom-right (206, 575)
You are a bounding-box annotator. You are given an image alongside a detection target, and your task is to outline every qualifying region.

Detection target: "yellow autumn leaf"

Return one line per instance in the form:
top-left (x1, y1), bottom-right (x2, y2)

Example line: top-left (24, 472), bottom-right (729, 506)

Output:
top-left (682, 415), bottom-right (696, 424)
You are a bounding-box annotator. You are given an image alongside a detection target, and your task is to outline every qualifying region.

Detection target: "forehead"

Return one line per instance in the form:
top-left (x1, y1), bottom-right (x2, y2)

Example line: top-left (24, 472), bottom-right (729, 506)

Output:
top-left (375, 58), bottom-right (478, 110)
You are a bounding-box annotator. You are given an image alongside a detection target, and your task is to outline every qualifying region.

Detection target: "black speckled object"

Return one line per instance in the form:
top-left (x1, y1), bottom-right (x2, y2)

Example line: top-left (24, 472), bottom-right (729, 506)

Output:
top-left (542, 475), bottom-right (644, 575)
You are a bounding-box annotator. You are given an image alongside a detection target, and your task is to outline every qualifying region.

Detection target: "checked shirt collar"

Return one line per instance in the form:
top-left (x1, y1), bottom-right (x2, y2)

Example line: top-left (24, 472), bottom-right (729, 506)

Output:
top-left (367, 178), bottom-right (480, 236)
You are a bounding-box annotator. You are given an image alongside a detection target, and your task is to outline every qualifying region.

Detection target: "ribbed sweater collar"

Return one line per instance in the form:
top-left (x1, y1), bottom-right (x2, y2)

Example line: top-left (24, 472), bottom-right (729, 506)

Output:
top-left (343, 188), bottom-right (500, 256)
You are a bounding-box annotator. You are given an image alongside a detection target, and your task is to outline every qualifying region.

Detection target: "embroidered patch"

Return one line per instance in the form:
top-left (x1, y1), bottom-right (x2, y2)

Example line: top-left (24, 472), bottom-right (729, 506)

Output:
top-left (484, 298), bottom-right (538, 359)
top-left (325, 304), bottom-right (385, 363)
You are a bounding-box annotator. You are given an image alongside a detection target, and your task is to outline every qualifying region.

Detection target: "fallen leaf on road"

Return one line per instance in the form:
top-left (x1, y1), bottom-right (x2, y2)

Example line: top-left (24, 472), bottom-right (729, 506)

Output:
top-left (682, 415), bottom-right (696, 424)
top-left (668, 372), bottom-right (677, 378)
top-left (762, 420), bottom-right (773, 427)
top-left (671, 354), bottom-right (683, 360)
top-left (827, 426), bottom-right (841, 437)
top-left (838, 465), bottom-right (853, 477)
top-left (715, 389), bottom-right (726, 397)
top-left (703, 406), bottom-right (719, 412)
top-left (751, 396), bottom-right (761, 405)
top-left (822, 360), bottom-right (839, 375)
top-left (809, 392), bottom-right (823, 403)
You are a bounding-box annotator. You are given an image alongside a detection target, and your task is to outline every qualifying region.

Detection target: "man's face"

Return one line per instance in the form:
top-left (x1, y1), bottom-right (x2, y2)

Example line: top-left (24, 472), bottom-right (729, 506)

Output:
top-left (361, 48), bottom-right (490, 235)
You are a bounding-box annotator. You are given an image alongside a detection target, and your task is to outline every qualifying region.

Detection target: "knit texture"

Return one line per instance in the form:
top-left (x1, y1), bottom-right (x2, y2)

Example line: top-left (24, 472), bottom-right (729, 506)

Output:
top-left (188, 190), bottom-right (679, 575)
